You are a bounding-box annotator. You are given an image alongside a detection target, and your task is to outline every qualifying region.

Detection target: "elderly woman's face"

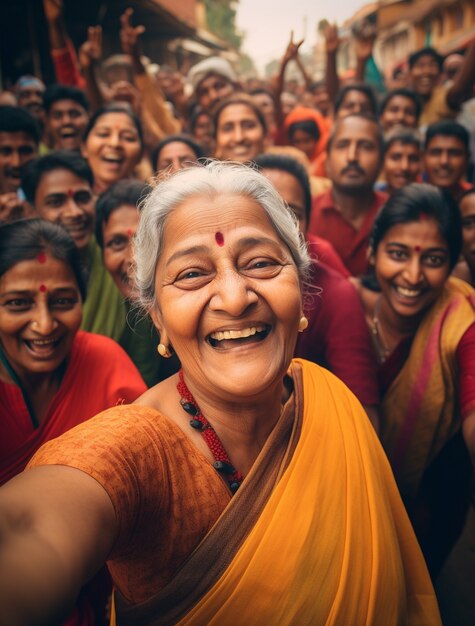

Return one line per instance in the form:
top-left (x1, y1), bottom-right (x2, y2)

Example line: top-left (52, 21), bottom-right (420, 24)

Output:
top-left (152, 193), bottom-right (302, 398)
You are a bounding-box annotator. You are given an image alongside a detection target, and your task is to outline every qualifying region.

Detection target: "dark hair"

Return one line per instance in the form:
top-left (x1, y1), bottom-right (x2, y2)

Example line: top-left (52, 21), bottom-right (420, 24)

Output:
top-left (288, 119), bottom-right (320, 142)
top-left (0, 218), bottom-right (87, 299)
top-left (379, 88), bottom-right (422, 121)
top-left (424, 120), bottom-right (470, 152)
top-left (383, 128), bottom-right (422, 155)
top-left (213, 94), bottom-right (267, 136)
top-left (82, 103), bottom-right (143, 146)
top-left (309, 80), bottom-right (326, 93)
top-left (370, 183), bottom-right (462, 269)
top-left (249, 88), bottom-right (276, 103)
top-left (408, 47), bottom-right (443, 71)
top-left (334, 84), bottom-right (378, 116)
top-left (151, 134), bottom-right (205, 172)
top-left (0, 105), bottom-right (41, 144)
top-left (392, 67), bottom-right (405, 80)
top-left (95, 179), bottom-right (152, 248)
top-left (327, 113), bottom-right (383, 153)
top-left (253, 153), bottom-right (312, 220)
top-left (21, 151), bottom-right (93, 205)
top-left (43, 84), bottom-right (90, 114)
top-left (189, 107), bottom-right (213, 134)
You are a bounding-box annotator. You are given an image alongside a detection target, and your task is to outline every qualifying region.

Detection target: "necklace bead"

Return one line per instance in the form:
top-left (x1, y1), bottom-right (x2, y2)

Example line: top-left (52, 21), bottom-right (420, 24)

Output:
top-left (177, 369), bottom-right (244, 493)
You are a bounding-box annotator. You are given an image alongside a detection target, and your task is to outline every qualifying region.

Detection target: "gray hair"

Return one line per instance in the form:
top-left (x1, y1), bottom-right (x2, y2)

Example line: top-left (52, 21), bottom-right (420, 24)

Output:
top-left (134, 161), bottom-right (311, 311)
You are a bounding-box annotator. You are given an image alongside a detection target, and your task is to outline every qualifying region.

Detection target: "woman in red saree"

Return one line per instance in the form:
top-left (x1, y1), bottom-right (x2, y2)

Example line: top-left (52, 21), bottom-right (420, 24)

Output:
top-left (357, 183), bottom-right (475, 622)
top-left (0, 218), bottom-right (146, 624)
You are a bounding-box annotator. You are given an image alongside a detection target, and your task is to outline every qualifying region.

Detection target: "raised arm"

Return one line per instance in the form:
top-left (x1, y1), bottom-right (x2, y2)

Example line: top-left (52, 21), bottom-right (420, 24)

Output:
top-left (0, 465), bottom-right (116, 626)
top-left (43, 0), bottom-right (85, 87)
top-left (120, 8), bottom-right (180, 138)
top-left (78, 26), bottom-right (106, 111)
top-left (324, 23), bottom-right (340, 103)
top-left (271, 32), bottom-right (304, 128)
top-left (43, 0), bottom-right (67, 50)
top-left (354, 32), bottom-right (375, 83)
top-left (447, 41), bottom-right (475, 109)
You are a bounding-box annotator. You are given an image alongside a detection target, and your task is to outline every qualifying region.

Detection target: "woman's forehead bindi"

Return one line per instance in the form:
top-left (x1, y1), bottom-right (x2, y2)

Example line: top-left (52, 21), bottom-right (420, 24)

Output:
top-left (39, 284), bottom-right (47, 293)
top-left (215, 231), bottom-right (225, 246)
top-left (37, 252), bottom-right (47, 264)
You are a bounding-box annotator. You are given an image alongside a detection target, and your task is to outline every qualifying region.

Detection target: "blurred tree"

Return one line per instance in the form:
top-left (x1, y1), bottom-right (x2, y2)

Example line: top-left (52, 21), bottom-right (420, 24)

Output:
top-left (204, 0), bottom-right (243, 49)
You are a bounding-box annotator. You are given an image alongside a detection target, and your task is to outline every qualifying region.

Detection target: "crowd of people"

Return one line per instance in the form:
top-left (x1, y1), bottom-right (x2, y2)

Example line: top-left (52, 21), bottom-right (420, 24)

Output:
top-left (1, 0), bottom-right (475, 624)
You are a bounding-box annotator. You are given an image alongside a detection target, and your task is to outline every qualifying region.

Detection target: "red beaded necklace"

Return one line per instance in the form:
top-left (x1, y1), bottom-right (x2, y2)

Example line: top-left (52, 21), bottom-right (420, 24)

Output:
top-left (177, 369), bottom-right (244, 494)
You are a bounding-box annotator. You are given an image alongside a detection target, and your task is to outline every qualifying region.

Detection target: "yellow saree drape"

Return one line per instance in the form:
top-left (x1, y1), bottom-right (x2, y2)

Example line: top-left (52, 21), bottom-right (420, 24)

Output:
top-left (381, 277), bottom-right (475, 501)
top-left (175, 361), bottom-right (440, 625)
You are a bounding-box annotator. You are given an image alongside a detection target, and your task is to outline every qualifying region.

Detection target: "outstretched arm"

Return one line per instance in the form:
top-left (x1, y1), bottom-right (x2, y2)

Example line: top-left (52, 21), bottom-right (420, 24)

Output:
top-left (0, 465), bottom-right (116, 626)
top-left (447, 41), bottom-right (475, 109)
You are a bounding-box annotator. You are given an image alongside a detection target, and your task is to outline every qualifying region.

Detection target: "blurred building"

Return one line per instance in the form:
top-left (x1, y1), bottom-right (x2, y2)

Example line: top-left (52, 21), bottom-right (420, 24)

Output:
top-left (0, 0), bottom-right (231, 89)
top-left (341, 0), bottom-right (475, 79)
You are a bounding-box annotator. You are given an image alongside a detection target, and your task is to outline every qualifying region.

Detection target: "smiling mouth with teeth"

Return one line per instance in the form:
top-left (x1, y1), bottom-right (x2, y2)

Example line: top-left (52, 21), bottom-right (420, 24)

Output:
top-left (24, 337), bottom-right (61, 355)
top-left (395, 285), bottom-right (422, 297)
top-left (207, 324), bottom-right (270, 347)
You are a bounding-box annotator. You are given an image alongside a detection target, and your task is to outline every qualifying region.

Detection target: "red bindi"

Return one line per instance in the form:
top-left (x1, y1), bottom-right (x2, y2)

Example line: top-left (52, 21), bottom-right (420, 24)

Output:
top-left (37, 252), bottom-right (47, 264)
top-left (39, 284), bottom-right (47, 293)
top-left (67, 189), bottom-right (74, 198)
top-left (215, 231), bottom-right (224, 246)
top-left (414, 246), bottom-right (421, 252)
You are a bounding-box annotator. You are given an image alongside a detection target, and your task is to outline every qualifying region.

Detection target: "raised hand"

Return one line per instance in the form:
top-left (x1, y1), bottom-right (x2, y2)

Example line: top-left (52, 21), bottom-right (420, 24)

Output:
top-left (283, 31), bottom-right (305, 64)
top-left (79, 26), bottom-right (102, 71)
top-left (324, 23), bottom-right (340, 53)
top-left (42, 0), bottom-right (63, 22)
top-left (120, 8), bottom-right (145, 58)
top-left (353, 31), bottom-right (376, 61)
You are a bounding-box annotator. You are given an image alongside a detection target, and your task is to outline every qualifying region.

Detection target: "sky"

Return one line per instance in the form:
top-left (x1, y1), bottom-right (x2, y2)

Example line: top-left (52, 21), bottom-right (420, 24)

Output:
top-left (236, 0), bottom-right (368, 73)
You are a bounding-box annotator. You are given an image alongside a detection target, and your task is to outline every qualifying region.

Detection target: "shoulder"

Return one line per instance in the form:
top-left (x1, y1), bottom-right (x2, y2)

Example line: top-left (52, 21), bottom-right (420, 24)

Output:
top-left (446, 276), bottom-right (475, 298)
top-left (312, 188), bottom-right (333, 209)
top-left (29, 404), bottom-right (176, 470)
top-left (75, 331), bottom-right (139, 361)
top-left (296, 359), bottom-right (371, 423)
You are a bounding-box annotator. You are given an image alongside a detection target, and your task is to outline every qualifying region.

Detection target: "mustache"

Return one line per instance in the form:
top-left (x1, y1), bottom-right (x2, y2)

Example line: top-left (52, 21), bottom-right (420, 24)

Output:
top-left (4, 166), bottom-right (21, 178)
top-left (341, 164), bottom-right (365, 175)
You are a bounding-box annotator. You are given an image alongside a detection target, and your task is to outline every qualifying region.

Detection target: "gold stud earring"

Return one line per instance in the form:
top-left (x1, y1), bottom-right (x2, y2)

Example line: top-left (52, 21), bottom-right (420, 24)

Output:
top-left (298, 316), bottom-right (308, 332)
top-left (157, 343), bottom-right (172, 358)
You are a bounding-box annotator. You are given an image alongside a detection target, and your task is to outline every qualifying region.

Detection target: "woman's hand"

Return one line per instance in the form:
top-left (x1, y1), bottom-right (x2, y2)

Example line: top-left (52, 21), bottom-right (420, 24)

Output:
top-left (79, 26), bottom-right (102, 72)
top-left (120, 8), bottom-right (145, 59)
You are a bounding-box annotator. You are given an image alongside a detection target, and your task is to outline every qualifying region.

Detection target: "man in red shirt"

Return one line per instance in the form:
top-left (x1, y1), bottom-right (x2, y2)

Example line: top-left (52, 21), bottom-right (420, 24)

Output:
top-left (308, 114), bottom-right (387, 276)
top-left (424, 120), bottom-right (472, 201)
